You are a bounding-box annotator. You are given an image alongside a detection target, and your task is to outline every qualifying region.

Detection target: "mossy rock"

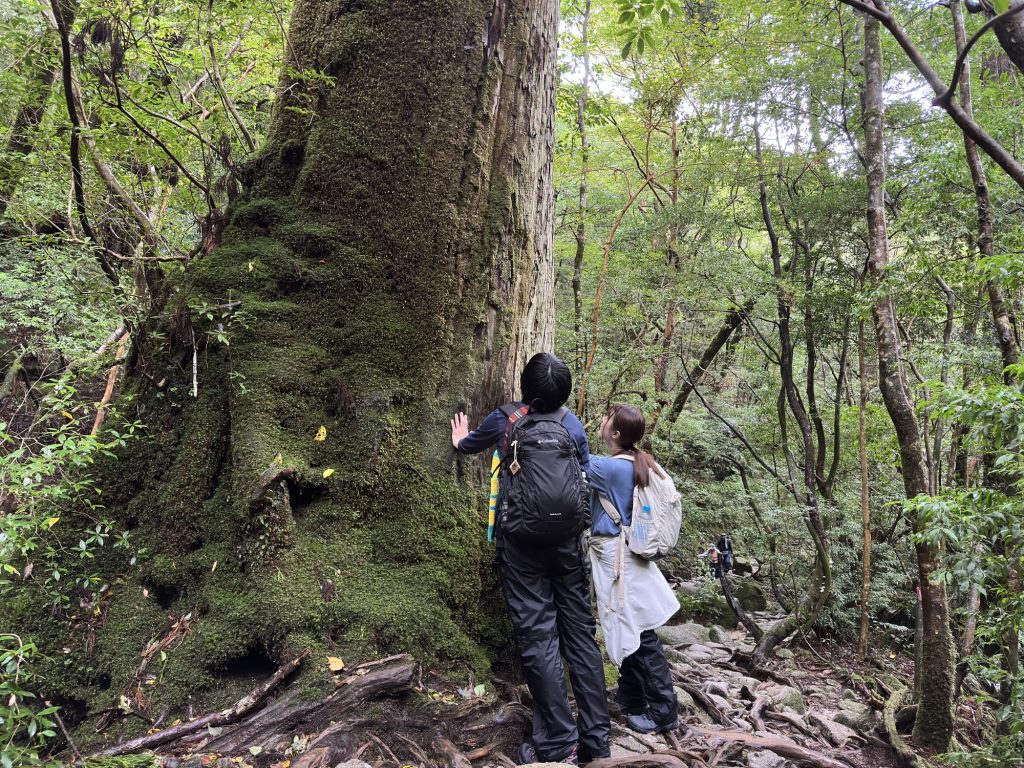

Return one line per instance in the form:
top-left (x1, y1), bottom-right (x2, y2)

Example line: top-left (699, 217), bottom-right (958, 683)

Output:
top-left (732, 579), bottom-right (767, 612)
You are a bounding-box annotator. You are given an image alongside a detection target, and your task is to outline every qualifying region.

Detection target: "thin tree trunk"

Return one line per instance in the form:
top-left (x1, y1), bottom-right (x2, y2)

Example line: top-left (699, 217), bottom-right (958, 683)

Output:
top-left (662, 299), bottom-right (754, 425)
top-left (857, 317), bottom-right (872, 657)
top-left (751, 120), bottom-right (830, 666)
top-left (572, 0), bottom-right (591, 380)
top-left (952, 0), bottom-right (1022, 713)
top-left (862, 14), bottom-right (955, 751)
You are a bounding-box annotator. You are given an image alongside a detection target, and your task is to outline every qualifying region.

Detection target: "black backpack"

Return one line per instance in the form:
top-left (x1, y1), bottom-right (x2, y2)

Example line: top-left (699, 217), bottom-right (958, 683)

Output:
top-left (497, 404), bottom-right (590, 542)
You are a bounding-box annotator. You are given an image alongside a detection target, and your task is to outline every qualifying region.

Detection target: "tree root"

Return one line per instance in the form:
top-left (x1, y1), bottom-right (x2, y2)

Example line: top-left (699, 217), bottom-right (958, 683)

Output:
top-left (687, 726), bottom-right (855, 768)
top-left (882, 682), bottom-right (921, 768)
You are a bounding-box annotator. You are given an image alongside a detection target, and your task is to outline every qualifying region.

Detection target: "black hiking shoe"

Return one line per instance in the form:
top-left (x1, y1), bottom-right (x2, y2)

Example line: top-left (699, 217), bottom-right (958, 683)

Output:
top-left (625, 710), bottom-right (679, 734)
top-left (516, 741), bottom-right (579, 765)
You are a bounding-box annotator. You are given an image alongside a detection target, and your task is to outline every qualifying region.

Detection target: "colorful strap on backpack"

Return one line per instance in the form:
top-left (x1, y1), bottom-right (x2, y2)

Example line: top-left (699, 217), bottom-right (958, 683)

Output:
top-left (488, 450), bottom-right (500, 542)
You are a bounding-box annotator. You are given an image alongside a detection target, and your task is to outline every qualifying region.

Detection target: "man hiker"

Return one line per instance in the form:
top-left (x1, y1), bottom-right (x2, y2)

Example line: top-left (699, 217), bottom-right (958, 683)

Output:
top-left (716, 533), bottom-right (734, 573)
top-left (451, 352), bottom-right (611, 766)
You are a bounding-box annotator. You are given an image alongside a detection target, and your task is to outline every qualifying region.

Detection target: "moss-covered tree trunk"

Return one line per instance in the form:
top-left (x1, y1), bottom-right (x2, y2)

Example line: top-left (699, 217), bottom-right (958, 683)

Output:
top-left (54, 0), bottom-right (559, 721)
top-left (863, 15), bottom-right (955, 752)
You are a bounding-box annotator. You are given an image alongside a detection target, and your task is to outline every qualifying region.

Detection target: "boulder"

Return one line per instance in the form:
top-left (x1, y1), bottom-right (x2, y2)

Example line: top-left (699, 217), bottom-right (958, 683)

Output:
top-left (809, 712), bottom-right (859, 747)
top-left (732, 556), bottom-right (760, 576)
top-left (746, 751), bottom-right (786, 768)
top-left (707, 625), bottom-right (730, 644)
top-left (761, 683), bottom-right (806, 714)
top-left (657, 622), bottom-right (711, 646)
top-left (733, 579), bottom-right (768, 611)
top-left (675, 589), bottom-right (739, 629)
top-left (834, 699), bottom-right (879, 732)
top-left (774, 647), bottom-right (794, 660)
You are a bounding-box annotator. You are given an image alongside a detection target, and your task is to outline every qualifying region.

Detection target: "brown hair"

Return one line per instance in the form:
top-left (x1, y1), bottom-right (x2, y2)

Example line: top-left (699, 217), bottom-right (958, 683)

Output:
top-left (607, 403), bottom-right (665, 488)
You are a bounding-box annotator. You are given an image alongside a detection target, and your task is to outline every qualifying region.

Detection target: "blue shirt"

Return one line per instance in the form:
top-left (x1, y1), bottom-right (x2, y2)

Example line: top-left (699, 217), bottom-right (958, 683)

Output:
top-left (456, 403), bottom-right (591, 469)
top-left (589, 455), bottom-right (635, 536)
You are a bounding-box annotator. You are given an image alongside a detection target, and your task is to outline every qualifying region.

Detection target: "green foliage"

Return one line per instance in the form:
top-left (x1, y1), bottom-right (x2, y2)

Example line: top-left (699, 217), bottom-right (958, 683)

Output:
top-left (0, 635), bottom-right (59, 767)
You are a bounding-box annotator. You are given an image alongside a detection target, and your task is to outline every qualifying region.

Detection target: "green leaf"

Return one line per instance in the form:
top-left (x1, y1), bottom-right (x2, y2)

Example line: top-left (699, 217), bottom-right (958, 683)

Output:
top-left (618, 10), bottom-right (635, 23)
top-left (621, 38), bottom-right (633, 58)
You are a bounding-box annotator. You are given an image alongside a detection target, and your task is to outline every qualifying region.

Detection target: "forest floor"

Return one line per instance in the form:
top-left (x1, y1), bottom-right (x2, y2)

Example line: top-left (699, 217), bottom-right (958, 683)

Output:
top-left (79, 592), bottom-right (943, 768)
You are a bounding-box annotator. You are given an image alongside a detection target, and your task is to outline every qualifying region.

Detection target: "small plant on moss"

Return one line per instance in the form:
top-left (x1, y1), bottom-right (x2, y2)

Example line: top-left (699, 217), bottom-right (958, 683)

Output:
top-left (0, 634), bottom-right (59, 767)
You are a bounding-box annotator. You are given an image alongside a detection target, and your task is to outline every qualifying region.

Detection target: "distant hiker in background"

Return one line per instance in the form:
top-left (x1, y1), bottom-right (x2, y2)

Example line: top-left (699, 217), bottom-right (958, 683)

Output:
top-left (698, 543), bottom-right (724, 578)
top-left (716, 533), bottom-right (734, 573)
top-left (588, 404), bottom-right (680, 736)
top-left (451, 353), bottom-right (610, 766)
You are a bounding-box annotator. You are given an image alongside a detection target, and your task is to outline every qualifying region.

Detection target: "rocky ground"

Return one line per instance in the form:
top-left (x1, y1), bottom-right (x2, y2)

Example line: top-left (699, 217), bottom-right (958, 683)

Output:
top-left (80, 599), bottom-right (921, 768)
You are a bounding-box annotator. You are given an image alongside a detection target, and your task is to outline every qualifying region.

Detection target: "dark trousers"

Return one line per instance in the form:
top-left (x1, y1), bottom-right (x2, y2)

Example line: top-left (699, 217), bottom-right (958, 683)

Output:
top-left (498, 533), bottom-right (610, 761)
top-left (616, 629), bottom-right (677, 725)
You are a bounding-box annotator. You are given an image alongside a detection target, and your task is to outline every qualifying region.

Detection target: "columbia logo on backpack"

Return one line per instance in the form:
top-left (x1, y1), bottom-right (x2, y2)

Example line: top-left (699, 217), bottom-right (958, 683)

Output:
top-left (497, 404), bottom-right (591, 541)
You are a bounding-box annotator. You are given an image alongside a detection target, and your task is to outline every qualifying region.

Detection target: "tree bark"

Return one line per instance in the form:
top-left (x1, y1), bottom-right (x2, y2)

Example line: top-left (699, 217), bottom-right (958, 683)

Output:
top-left (572, 0), bottom-right (591, 380)
top-left (862, 14), bottom-right (955, 752)
top-left (857, 318), bottom-right (872, 657)
top-left (81, 0), bottom-right (560, 695)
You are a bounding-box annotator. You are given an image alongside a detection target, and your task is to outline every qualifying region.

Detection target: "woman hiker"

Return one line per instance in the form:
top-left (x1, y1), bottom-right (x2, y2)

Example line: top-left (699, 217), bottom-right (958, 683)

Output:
top-left (587, 403), bottom-right (680, 734)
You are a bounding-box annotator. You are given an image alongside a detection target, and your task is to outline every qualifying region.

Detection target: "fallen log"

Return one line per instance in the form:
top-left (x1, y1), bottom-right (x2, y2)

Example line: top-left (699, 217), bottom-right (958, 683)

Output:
top-left (204, 654), bottom-right (416, 753)
top-left (687, 725), bottom-right (854, 768)
top-left (91, 649), bottom-right (309, 757)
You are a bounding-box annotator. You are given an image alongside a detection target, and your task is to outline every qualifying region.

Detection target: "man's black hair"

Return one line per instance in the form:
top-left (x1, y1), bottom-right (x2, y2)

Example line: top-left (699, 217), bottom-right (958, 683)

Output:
top-left (520, 352), bottom-right (572, 413)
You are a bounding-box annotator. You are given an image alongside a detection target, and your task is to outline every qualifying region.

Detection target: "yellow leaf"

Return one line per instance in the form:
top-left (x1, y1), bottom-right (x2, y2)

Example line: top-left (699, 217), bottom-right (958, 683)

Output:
top-left (322, 468), bottom-right (335, 479)
top-left (61, 410), bottom-right (74, 420)
top-left (313, 426), bottom-right (327, 442)
top-left (211, 560), bottom-right (218, 572)
top-left (247, 261), bottom-right (254, 272)
top-left (327, 656), bottom-right (345, 672)
top-left (45, 517), bottom-right (60, 528)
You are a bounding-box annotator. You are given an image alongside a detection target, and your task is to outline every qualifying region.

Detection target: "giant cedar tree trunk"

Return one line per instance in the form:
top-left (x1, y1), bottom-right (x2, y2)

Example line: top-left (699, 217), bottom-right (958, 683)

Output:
top-left (77, 0), bottom-right (558, 712)
top-left (862, 15), bottom-right (955, 752)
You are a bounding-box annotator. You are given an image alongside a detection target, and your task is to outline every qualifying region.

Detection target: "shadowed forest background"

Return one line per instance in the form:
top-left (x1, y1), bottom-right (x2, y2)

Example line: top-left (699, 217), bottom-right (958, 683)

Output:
top-left (2, 0), bottom-right (1024, 766)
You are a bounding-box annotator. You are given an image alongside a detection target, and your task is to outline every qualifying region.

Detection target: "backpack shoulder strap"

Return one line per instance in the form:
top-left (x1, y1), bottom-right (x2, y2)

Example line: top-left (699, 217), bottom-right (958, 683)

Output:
top-left (500, 403), bottom-right (530, 454)
top-left (598, 493), bottom-right (622, 525)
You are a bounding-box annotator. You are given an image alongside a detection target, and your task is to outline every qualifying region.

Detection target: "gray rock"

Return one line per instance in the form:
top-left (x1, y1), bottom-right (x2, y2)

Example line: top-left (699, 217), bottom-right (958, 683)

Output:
top-left (733, 579), bottom-right (768, 611)
top-left (708, 624), bottom-right (730, 643)
top-left (732, 675), bottom-right (762, 693)
top-left (809, 712), bottom-right (859, 747)
top-left (774, 647), bottom-right (794, 660)
top-left (674, 686), bottom-right (695, 710)
top-left (834, 699), bottom-right (879, 732)
top-left (733, 556), bottom-right (760, 576)
top-left (335, 762), bottom-right (373, 768)
top-left (761, 683), bottom-right (806, 714)
top-left (657, 622), bottom-right (711, 646)
top-left (746, 750), bottom-right (786, 768)
top-left (841, 688), bottom-right (858, 701)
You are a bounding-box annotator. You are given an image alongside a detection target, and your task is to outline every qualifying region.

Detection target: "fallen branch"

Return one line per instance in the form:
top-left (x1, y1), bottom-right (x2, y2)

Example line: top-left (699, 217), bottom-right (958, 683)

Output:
top-left (688, 726), bottom-right (853, 768)
top-left (91, 649), bottom-right (309, 756)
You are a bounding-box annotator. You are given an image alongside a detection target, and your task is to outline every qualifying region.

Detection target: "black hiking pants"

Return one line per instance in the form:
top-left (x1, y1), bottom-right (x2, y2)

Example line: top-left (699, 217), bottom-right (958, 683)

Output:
top-left (497, 533), bottom-right (611, 762)
top-left (616, 629), bottom-right (677, 726)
